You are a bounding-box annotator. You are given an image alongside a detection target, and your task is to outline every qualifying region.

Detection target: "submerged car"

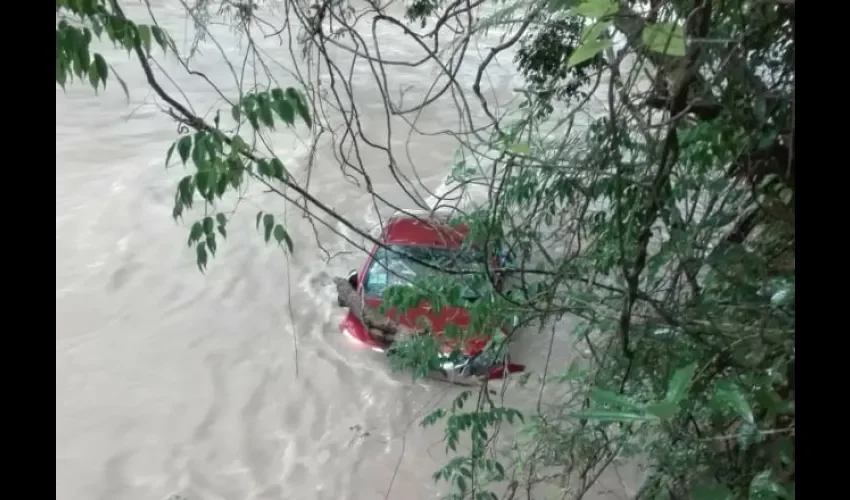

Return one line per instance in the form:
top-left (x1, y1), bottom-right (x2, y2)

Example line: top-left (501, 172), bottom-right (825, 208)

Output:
top-left (338, 211), bottom-right (525, 381)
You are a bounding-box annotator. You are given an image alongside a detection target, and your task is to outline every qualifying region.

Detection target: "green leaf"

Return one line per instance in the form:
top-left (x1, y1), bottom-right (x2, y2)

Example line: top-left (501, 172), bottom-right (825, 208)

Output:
top-left (570, 409), bottom-right (654, 423)
top-left (195, 171), bottom-right (212, 197)
top-left (257, 93), bottom-right (275, 128)
top-left (273, 224), bottom-right (294, 252)
top-left (177, 136), bottom-right (192, 164)
top-left (642, 22), bottom-right (687, 57)
top-left (196, 241), bottom-right (208, 272)
top-left (151, 26), bottom-right (168, 54)
top-left (191, 133), bottom-right (207, 169)
top-left (712, 381), bottom-right (755, 424)
top-left (206, 234), bottom-right (217, 256)
top-left (188, 222), bottom-right (203, 246)
top-left (246, 110), bottom-right (260, 130)
top-left (256, 211), bottom-right (264, 230)
top-left (177, 176), bottom-right (194, 206)
top-left (202, 216), bottom-right (215, 235)
top-left (93, 54), bottom-right (108, 88)
top-left (581, 20), bottom-right (611, 43)
top-left (257, 159), bottom-right (272, 178)
top-left (231, 135), bottom-right (247, 154)
top-left (274, 96), bottom-right (295, 125)
top-left (286, 87), bottom-right (312, 128)
top-left (572, 0), bottom-right (617, 18)
top-left (270, 158), bottom-right (287, 179)
top-left (692, 483), bottom-right (733, 500)
top-left (567, 39), bottom-right (611, 68)
top-left (509, 143), bottom-right (530, 154)
top-left (646, 402), bottom-right (679, 420)
top-left (109, 63), bottom-right (130, 102)
top-left (590, 390), bottom-right (641, 410)
top-left (665, 361), bottom-right (698, 403)
top-left (456, 476), bottom-right (467, 495)
top-left (216, 213), bottom-right (227, 227)
top-left (88, 59), bottom-right (99, 90)
top-left (137, 25), bottom-right (152, 55)
top-left (263, 213), bottom-right (274, 242)
top-left (750, 470), bottom-right (789, 499)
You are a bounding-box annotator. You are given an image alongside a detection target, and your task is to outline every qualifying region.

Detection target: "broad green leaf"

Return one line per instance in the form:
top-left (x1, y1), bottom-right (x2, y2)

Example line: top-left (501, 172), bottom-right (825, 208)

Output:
top-left (202, 216), bottom-right (214, 235)
top-left (286, 87), bottom-right (313, 128)
top-left (206, 234), bottom-right (217, 256)
top-left (692, 483), bottom-right (733, 500)
top-left (191, 133), bottom-right (207, 169)
top-left (177, 136), bottom-right (192, 164)
top-left (137, 25), bottom-right (152, 55)
top-left (567, 39), bottom-right (612, 68)
top-left (93, 54), bottom-right (108, 87)
top-left (177, 176), bottom-right (193, 206)
top-left (665, 361), bottom-right (698, 403)
top-left (270, 158), bottom-right (287, 179)
top-left (590, 390), bottom-right (641, 410)
top-left (572, 0), bottom-right (617, 18)
top-left (231, 135), bottom-right (247, 154)
top-left (274, 99), bottom-right (295, 125)
top-left (581, 21), bottom-right (611, 43)
top-left (642, 22), bottom-right (687, 57)
top-left (570, 409), bottom-right (654, 423)
top-left (257, 159), bottom-right (272, 178)
top-left (646, 402), bottom-right (679, 420)
top-left (263, 213), bottom-right (274, 242)
top-left (713, 381), bottom-right (755, 424)
top-left (750, 470), bottom-right (789, 499)
top-left (151, 26), bottom-right (168, 54)
top-left (88, 60), bottom-right (99, 90)
top-left (271, 88), bottom-right (295, 125)
top-left (456, 475), bottom-right (467, 495)
top-left (196, 241), bottom-right (208, 272)
top-left (188, 222), bottom-right (203, 246)
top-left (109, 63), bottom-right (130, 102)
top-left (273, 224), bottom-right (294, 253)
top-left (257, 94), bottom-right (275, 128)
top-left (246, 109), bottom-right (260, 130)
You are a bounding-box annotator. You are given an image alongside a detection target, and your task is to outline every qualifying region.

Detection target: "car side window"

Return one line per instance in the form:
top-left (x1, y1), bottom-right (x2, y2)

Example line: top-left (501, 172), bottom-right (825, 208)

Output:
top-left (363, 248), bottom-right (389, 297)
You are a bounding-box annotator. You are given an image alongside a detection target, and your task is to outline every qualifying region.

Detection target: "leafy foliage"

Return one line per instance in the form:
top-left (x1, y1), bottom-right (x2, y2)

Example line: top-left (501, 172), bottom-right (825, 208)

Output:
top-left (57, 0), bottom-right (312, 273)
top-left (381, 0), bottom-right (795, 497)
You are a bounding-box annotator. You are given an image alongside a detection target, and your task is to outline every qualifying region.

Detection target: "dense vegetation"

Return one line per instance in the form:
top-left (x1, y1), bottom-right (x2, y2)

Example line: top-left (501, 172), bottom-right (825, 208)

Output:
top-left (58, 0), bottom-right (794, 499)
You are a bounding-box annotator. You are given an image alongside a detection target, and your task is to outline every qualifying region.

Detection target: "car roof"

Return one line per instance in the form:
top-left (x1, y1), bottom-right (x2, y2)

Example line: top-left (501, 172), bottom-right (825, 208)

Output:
top-left (383, 214), bottom-right (469, 247)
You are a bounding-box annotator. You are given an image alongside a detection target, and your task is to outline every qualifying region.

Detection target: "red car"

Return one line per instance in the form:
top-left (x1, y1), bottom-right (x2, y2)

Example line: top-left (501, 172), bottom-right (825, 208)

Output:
top-left (338, 212), bottom-right (525, 380)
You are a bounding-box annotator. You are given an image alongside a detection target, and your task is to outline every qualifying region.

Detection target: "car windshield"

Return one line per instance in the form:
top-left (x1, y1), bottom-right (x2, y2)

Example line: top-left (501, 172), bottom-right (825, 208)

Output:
top-left (364, 244), bottom-right (486, 299)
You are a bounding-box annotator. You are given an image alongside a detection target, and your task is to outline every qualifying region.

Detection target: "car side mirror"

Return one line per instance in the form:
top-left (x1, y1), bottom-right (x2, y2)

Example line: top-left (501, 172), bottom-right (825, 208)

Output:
top-left (347, 269), bottom-right (359, 290)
